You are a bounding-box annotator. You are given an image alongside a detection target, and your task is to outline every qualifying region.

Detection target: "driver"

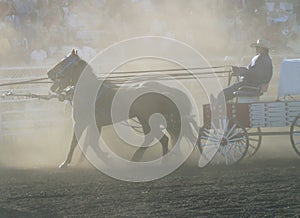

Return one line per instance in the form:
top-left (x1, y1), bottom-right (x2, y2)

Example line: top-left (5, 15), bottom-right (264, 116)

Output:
top-left (212, 39), bottom-right (273, 103)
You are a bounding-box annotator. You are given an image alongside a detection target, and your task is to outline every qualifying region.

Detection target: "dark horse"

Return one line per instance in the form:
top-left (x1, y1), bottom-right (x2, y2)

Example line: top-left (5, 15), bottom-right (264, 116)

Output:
top-left (47, 50), bottom-right (199, 168)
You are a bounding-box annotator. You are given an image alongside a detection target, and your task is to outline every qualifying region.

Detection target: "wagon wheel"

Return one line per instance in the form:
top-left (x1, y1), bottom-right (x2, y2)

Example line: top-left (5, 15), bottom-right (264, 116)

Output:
top-left (290, 115), bottom-right (300, 156)
top-left (198, 118), bottom-right (249, 166)
top-left (245, 127), bottom-right (262, 158)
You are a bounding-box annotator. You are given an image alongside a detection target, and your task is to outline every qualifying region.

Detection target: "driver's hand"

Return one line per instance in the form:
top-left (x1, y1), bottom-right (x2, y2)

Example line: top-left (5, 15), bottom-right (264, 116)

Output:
top-left (231, 66), bottom-right (240, 76)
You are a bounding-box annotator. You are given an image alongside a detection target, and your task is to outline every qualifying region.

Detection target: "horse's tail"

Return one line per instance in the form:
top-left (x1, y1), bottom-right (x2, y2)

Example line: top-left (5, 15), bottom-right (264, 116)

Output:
top-left (163, 86), bottom-right (198, 146)
top-left (167, 118), bottom-right (198, 158)
top-left (166, 111), bottom-right (181, 144)
top-left (167, 110), bottom-right (198, 148)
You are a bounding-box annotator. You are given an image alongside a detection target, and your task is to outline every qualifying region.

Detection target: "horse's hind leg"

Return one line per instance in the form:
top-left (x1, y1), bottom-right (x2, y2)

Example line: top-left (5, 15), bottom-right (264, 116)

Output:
top-left (158, 132), bottom-right (169, 156)
top-left (131, 120), bottom-right (153, 161)
top-left (59, 132), bottom-right (78, 168)
top-left (183, 119), bottom-right (201, 153)
top-left (131, 118), bottom-right (170, 161)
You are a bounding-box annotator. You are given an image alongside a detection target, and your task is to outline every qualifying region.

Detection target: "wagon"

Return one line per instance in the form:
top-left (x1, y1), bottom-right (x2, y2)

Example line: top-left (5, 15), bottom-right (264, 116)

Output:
top-left (199, 59), bottom-right (300, 165)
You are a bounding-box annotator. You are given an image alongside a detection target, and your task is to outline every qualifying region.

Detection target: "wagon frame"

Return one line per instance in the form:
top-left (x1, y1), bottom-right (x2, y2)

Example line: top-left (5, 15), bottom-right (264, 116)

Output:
top-left (199, 59), bottom-right (300, 165)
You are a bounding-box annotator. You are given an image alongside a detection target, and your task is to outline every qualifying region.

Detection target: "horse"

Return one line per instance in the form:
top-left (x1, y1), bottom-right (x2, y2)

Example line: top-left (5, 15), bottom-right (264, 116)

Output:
top-left (47, 49), bottom-right (199, 168)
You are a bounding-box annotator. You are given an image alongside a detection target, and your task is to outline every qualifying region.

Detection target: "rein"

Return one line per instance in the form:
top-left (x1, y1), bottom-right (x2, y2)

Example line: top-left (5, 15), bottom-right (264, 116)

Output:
top-left (97, 69), bottom-right (232, 85)
top-left (2, 91), bottom-right (58, 100)
top-left (109, 65), bottom-right (232, 75)
top-left (0, 77), bottom-right (51, 87)
top-left (2, 89), bottom-right (73, 103)
top-left (0, 64), bottom-right (233, 101)
top-left (94, 65), bottom-right (233, 83)
top-left (99, 70), bottom-right (231, 80)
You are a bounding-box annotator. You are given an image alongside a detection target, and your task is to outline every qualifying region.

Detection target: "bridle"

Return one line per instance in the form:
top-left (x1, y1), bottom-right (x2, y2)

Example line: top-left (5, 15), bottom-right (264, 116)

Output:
top-left (55, 55), bottom-right (81, 80)
top-left (48, 54), bottom-right (81, 95)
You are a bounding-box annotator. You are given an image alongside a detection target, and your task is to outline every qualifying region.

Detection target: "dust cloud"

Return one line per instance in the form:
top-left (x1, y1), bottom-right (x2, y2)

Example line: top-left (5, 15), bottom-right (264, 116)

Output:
top-left (78, 0), bottom-right (239, 58)
top-left (0, 98), bottom-right (73, 168)
top-left (0, 1), bottom-right (297, 169)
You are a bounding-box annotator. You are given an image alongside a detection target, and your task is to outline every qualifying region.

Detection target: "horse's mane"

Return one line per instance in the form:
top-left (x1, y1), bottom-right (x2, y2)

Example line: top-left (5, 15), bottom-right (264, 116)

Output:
top-left (77, 58), bottom-right (118, 90)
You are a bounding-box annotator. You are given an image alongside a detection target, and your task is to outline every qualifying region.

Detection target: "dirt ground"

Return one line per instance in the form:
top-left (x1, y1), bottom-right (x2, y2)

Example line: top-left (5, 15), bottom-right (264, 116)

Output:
top-left (0, 123), bottom-right (300, 218)
top-left (0, 154), bottom-right (299, 217)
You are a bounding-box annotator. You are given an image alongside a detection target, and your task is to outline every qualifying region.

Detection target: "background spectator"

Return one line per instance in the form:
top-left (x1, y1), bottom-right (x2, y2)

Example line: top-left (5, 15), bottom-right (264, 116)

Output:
top-left (0, 0), bottom-right (300, 66)
top-left (30, 42), bottom-right (48, 65)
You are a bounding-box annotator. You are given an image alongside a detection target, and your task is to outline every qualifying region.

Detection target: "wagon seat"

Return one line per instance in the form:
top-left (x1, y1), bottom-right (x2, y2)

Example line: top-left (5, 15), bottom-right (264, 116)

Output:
top-left (233, 83), bottom-right (269, 103)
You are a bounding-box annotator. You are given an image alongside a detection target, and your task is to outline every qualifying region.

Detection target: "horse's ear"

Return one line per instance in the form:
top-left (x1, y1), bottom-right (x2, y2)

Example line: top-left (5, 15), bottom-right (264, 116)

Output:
top-left (72, 49), bottom-right (78, 55)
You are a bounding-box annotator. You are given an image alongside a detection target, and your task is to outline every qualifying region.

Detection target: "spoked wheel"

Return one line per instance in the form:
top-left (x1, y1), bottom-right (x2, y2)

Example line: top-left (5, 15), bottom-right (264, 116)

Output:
top-left (245, 127), bottom-right (262, 158)
top-left (290, 115), bottom-right (300, 156)
top-left (199, 118), bottom-right (249, 166)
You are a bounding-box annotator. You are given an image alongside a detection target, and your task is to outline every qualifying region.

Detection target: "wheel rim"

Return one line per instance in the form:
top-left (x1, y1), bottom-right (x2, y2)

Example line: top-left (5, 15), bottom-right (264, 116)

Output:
top-left (199, 118), bottom-right (249, 166)
top-left (245, 128), bottom-right (262, 158)
top-left (290, 115), bottom-right (300, 156)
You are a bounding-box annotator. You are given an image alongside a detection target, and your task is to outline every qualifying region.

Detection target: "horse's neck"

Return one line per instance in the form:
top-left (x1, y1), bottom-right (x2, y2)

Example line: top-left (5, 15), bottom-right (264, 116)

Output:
top-left (85, 71), bottom-right (118, 99)
top-left (98, 80), bottom-right (118, 100)
top-left (72, 63), bottom-right (119, 107)
top-left (82, 65), bottom-right (116, 88)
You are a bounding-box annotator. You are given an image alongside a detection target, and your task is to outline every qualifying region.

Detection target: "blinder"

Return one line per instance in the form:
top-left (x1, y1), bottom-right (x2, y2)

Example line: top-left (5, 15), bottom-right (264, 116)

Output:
top-left (55, 55), bottom-right (80, 80)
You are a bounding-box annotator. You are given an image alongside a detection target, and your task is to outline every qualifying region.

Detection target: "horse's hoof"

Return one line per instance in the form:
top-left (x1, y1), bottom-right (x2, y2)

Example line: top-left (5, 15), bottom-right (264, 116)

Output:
top-left (59, 162), bottom-right (68, 169)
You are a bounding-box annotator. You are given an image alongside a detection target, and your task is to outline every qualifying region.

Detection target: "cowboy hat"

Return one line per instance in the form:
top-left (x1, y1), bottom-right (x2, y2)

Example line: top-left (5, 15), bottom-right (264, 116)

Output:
top-left (250, 39), bottom-right (271, 49)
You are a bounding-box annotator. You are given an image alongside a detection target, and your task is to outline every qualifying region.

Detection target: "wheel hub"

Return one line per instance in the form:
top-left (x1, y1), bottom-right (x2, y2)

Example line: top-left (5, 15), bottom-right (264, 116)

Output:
top-left (220, 137), bottom-right (228, 147)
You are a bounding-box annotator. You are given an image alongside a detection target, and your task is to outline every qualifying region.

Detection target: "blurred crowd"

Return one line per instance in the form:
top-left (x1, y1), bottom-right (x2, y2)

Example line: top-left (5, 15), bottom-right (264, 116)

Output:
top-left (0, 0), bottom-right (103, 66)
top-left (218, 0), bottom-right (300, 56)
top-left (0, 0), bottom-right (300, 66)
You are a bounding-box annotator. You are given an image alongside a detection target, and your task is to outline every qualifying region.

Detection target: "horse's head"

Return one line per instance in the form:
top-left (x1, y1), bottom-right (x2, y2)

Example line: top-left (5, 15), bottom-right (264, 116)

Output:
top-left (47, 49), bottom-right (86, 94)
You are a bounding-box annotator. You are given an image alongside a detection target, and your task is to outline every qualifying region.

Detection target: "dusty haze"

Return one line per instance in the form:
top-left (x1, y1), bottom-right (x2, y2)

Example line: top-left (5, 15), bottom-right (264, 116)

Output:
top-left (0, 1), bottom-right (298, 169)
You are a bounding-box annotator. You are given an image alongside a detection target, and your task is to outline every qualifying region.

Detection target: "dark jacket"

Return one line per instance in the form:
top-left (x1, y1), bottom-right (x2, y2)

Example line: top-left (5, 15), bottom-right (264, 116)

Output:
top-left (238, 53), bottom-right (273, 86)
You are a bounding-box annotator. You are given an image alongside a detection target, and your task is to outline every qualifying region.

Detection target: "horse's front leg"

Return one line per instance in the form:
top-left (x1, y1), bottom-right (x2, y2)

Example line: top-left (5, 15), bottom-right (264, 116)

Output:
top-left (159, 133), bottom-right (169, 156)
top-left (131, 120), bottom-right (152, 161)
top-left (59, 132), bottom-right (78, 168)
top-left (76, 124), bottom-right (103, 165)
top-left (131, 134), bottom-right (154, 161)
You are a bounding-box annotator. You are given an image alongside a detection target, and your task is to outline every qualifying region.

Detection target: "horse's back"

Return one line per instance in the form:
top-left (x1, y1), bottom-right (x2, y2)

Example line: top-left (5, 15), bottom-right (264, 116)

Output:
top-left (140, 81), bottom-right (192, 113)
top-left (129, 81), bottom-right (192, 116)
